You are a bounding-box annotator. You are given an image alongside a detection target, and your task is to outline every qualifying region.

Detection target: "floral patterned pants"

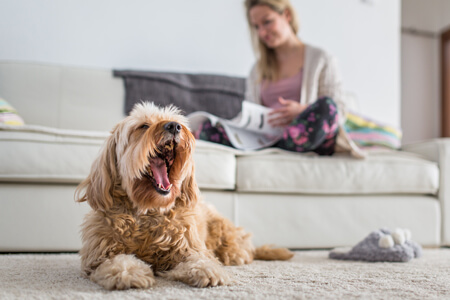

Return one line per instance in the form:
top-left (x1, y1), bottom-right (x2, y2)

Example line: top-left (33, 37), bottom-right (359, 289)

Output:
top-left (195, 97), bottom-right (339, 156)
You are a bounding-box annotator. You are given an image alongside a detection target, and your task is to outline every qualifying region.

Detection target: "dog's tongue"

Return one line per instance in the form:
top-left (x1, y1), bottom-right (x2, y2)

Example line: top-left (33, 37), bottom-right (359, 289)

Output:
top-left (149, 157), bottom-right (171, 190)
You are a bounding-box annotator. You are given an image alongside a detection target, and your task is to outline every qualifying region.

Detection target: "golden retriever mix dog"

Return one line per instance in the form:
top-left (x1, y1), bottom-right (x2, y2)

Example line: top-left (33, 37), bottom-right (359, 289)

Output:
top-left (76, 102), bottom-right (293, 290)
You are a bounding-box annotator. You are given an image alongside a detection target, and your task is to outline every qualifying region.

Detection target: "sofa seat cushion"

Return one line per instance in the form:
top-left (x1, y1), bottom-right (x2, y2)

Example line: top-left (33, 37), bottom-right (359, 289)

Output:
top-left (0, 125), bottom-right (108, 183)
top-left (0, 126), bottom-right (236, 189)
top-left (236, 151), bottom-right (439, 195)
top-left (194, 141), bottom-right (236, 190)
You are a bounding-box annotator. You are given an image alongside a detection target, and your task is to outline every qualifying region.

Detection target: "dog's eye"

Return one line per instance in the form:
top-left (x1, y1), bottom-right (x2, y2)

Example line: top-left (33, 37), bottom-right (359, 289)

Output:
top-left (140, 124), bottom-right (149, 129)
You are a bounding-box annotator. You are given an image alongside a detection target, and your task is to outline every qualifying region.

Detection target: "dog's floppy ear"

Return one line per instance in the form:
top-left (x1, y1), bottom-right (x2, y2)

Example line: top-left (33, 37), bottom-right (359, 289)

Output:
top-left (180, 161), bottom-right (200, 207)
top-left (75, 127), bottom-right (119, 211)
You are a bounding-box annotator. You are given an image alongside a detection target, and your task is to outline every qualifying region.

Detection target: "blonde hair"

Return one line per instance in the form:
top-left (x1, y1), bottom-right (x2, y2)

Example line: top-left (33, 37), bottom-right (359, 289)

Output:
top-left (244, 0), bottom-right (300, 82)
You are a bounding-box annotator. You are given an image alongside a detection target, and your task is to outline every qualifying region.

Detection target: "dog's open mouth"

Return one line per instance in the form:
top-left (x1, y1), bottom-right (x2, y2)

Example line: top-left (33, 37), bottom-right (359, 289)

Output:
top-left (144, 140), bottom-right (176, 195)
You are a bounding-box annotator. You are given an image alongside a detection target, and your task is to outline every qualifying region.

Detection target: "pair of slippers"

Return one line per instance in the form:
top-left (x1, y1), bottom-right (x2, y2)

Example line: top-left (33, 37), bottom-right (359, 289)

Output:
top-left (329, 228), bottom-right (422, 262)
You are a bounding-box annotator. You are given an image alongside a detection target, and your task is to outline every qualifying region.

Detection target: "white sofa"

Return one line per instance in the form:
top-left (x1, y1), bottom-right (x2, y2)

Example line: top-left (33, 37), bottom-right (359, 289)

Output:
top-left (0, 61), bottom-right (447, 251)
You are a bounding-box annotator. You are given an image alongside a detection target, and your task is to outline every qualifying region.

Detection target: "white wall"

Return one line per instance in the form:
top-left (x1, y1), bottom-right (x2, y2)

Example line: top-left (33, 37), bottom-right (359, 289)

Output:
top-left (401, 0), bottom-right (450, 143)
top-left (0, 0), bottom-right (401, 126)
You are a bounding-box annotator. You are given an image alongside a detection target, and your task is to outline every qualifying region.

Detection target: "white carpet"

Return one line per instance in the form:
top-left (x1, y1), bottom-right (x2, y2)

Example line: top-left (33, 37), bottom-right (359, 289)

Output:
top-left (1, 249), bottom-right (449, 299)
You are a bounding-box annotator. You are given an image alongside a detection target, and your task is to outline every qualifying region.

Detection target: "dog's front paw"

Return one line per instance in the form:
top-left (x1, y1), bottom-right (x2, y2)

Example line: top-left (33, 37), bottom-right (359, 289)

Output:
top-left (90, 254), bottom-right (155, 290)
top-left (188, 263), bottom-right (231, 287)
top-left (158, 255), bottom-right (231, 288)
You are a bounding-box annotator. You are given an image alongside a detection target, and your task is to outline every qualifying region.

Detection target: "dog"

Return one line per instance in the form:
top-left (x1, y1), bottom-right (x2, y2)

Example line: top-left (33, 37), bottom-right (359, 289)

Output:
top-left (75, 102), bottom-right (293, 290)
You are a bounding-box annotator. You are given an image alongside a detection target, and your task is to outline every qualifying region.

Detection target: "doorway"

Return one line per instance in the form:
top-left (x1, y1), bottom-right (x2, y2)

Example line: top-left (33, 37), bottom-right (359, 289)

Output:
top-left (441, 27), bottom-right (450, 136)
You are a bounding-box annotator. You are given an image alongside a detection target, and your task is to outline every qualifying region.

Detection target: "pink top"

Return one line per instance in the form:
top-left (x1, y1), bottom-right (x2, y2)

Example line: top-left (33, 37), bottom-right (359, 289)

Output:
top-left (260, 69), bottom-right (303, 109)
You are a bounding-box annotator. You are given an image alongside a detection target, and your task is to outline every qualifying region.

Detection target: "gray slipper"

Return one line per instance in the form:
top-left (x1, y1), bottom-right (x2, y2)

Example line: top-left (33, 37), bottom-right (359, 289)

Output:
top-left (329, 228), bottom-right (422, 262)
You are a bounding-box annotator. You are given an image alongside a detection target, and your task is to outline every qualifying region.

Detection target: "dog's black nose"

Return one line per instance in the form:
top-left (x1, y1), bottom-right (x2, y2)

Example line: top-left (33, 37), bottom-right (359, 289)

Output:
top-left (164, 122), bottom-right (182, 135)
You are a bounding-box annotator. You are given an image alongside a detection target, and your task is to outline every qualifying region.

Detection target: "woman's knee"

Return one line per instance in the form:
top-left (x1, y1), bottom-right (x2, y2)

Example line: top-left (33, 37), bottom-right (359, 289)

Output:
top-left (315, 97), bottom-right (337, 114)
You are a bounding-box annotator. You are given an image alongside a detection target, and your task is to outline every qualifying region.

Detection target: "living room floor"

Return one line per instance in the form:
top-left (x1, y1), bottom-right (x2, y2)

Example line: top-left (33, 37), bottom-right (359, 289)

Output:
top-left (1, 248), bottom-right (449, 299)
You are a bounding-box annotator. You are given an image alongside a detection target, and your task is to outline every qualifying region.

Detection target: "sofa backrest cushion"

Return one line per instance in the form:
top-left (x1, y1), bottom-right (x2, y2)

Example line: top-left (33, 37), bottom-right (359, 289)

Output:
top-left (114, 70), bottom-right (245, 119)
top-left (0, 62), bottom-right (125, 131)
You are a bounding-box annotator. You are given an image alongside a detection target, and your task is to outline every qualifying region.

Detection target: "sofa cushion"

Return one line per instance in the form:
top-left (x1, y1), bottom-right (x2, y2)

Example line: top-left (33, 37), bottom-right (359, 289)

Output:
top-left (0, 62), bottom-right (124, 131)
top-left (236, 151), bottom-right (439, 195)
top-left (193, 141), bottom-right (236, 190)
top-left (0, 125), bottom-right (108, 183)
top-left (0, 125), bottom-right (236, 190)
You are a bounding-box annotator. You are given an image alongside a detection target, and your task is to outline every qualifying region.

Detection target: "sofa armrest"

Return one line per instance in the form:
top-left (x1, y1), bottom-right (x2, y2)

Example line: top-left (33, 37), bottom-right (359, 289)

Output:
top-left (402, 138), bottom-right (450, 245)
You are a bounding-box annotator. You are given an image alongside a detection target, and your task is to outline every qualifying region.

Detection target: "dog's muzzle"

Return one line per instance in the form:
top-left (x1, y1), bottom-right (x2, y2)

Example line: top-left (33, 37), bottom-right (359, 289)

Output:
top-left (144, 122), bottom-right (181, 195)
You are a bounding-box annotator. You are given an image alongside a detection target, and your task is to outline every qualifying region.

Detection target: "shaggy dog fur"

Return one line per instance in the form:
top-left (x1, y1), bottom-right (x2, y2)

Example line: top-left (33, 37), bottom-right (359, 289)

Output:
top-left (76, 102), bottom-right (293, 290)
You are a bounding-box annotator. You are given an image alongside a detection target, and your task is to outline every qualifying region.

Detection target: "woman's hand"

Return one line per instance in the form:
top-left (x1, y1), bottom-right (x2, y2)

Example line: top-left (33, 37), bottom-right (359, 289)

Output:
top-left (268, 97), bottom-right (307, 127)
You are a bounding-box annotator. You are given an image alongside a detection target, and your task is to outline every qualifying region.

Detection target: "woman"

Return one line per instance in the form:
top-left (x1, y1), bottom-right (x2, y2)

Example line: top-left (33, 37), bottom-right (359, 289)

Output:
top-left (198, 0), bottom-right (364, 157)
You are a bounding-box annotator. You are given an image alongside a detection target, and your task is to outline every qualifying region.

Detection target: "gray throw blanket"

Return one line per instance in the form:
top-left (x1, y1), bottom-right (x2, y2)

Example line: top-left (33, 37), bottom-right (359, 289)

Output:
top-left (114, 70), bottom-right (245, 119)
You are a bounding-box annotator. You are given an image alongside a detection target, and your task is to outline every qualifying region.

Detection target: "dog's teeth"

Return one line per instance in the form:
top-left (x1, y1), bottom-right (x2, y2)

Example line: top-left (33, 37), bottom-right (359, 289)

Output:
top-left (156, 183), bottom-right (172, 191)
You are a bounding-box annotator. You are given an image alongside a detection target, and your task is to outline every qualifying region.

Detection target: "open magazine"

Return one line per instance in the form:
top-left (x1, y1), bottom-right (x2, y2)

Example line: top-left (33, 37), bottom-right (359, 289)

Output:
top-left (188, 101), bottom-right (284, 150)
